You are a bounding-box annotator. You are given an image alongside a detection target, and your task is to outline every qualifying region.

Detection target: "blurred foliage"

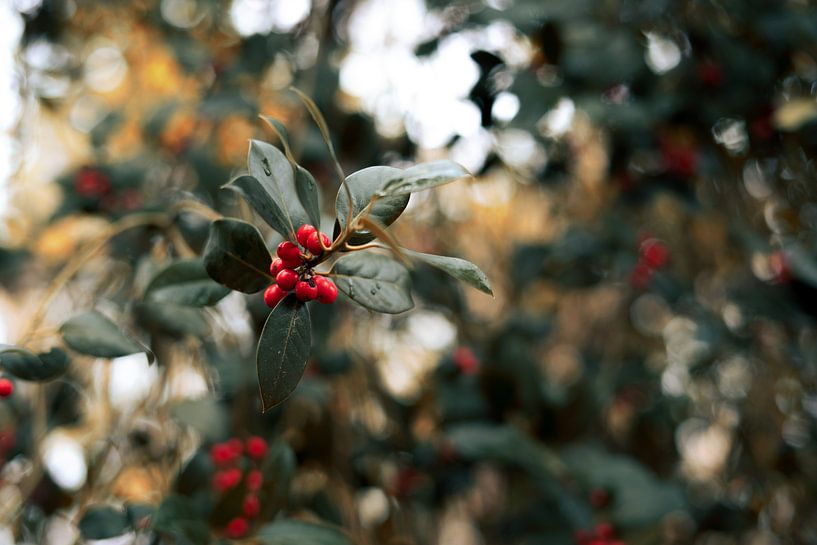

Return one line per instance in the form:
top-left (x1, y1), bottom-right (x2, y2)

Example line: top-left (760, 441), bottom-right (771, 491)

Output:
top-left (0, 0), bottom-right (816, 544)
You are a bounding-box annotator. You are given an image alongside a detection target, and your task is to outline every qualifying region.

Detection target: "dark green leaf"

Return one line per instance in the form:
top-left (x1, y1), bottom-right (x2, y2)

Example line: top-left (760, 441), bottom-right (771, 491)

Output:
top-left (60, 311), bottom-right (153, 363)
top-left (134, 302), bottom-right (210, 338)
top-left (243, 139), bottom-right (310, 237)
top-left (376, 161), bottom-right (470, 197)
top-left (295, 165), bottom-right (322, 230)
top-left (0, 346), bottom-right (70, 382)
top-left (405, 250), bottom-right (493, 295)
top-left (257, 519), bottom-right (353, 545)
top-left (203, 218), bottom-right (272, 294)
top-left (152, 495), bottom-right (209, 544)
top-left (144, 258), bottom-right (230, 306)
top-left (261, 440), bottom-right (296, 507)
top-left (335, 166), bottom-right (410, 245)
top-left (330, 252), bottom-right (413, 314)
top-left (78, 506), bottom-right (131, 540)
top-left (257, 295), bottom-right (312, 412)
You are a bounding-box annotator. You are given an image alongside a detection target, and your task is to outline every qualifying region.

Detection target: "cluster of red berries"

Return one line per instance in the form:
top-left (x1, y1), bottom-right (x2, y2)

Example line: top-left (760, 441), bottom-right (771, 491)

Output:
top-left (210, 436), bottom-right (268, 539)
top-left (0, 378), bottom-right (13, 398)
top-left (630, 235), bottom-right (669, 289)
top-left (575, 523), bottom-right (624, 545)
top-left (264, 224), bottom-right (338, 308)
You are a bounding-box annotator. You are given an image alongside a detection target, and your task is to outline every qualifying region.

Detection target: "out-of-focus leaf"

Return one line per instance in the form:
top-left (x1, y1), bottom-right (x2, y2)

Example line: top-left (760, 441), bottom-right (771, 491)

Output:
top-left (257, 519), bottom-right (353, 545)
top-left (60, 311), bottom-right (153, 363)
top-left (134, 302), bottom-right (209, 338)
top-left (376, 160), bottom-right (470, 197)
top-left (144, 258), bottom-right (230, 306)
top-left (0, 346), bottom-right (70, 382)
top-left (203, 218), bottom-right (272, 294)
top-left (170, 398), bottom-right (228, 441)
top-left (152, 495), bottom-right (209, 544)
top-left (257, 295), bottom-right (311, 412)
top-left (405, 250), bottom-right (492, 295)
top-left (78, 506), bottom-right (131, 540)
top-left (330, 252), bottom-right (413, 314)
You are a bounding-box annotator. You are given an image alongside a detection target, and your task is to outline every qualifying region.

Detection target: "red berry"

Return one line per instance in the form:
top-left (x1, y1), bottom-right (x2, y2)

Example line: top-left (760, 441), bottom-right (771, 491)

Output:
top-left (210, 443), bottom-right (234, 466)
top-left (697, 60), bottom-right (723, 88)
top-left (0, 379), bottom-right (13, 398)
top-left (213, 468), bottom-right (242, 492)
top-left (640, 238), bottom-right (669, 268)
top-left (74, 167), bottom-right (111, 197)
top-left (224, 517), bottom-right (249, 539)
top-left (769, 251), bottom-right (791, 284)
top-left (246, 469), bottom-right (263, 491)
top-left (453, 347), bottom-right (479, 376)
top-left (264, 285), bottom-right (287, 308)
top-left (629, 260), bottom-right (653, 289)
top-left (306, 231), bottom-right (330, 255)
top-left (242, 494), bottom-right (260, 517)
top-left (276, 269), bottom-right (298, 291)
top-left (574, 530), bottom-right (593, 545)
top-left (296, 224), bottom-right (317, 248)
top-left (277, 241), bottom-right (301, 261)
top-left (589, 487), bottom-right (610, 509)
top-left (245, 436), bottom-right (267, 460)
top-left (314, 276), bottom-right (338, 304)
top-left (595, 523), bottom-right (615, 540)
top-left (295, 278), bottom-right (319, 301)
top-left (270, 258), bottom-right (283, 276)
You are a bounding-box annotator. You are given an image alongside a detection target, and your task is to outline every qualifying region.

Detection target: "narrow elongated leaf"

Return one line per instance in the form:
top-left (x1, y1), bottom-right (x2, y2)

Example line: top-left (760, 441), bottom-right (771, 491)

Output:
top-left (257, 295), bottom-right (311, 412)
top-left (0, 346), bottom-right (70, 381)
top-left (335, 166), bottom-right (410, 245)
top-left (144, 259), bottom-right (230, 306)
top-left (258, 519), bottom-right (353, 545)
top-left (223, 175), bottom-right (292, 241)
top-left (60, 311), bottom-right (153, 362)
top-left (79, 506), bottom-right (131, 540)
top-left (330, 252), bottom-right (413, 314)
top-left (377, 160), bottom-right (470, 197)
top-left (134, 302), bottom-right (210, 338)
top-left (405, 250), bottom-right (493, 295)
top-left (203, 218), bottom-right (272, 294)
top-left (244, 139), bottom-right (310, 237)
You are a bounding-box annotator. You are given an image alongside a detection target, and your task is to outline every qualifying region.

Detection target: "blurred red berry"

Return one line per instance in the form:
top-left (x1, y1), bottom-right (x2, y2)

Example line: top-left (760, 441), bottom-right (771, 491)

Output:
top-left (574, 529), bottom-right (593, 545)
top-left (213, 468), bottom-right (242, 492)
top-left (661, 142), bottom-right (698, 178)
top-left (246, 469), bottom-right (263, 491)
top-left (210, 443), bottom-right (234, 466)
top-left (315, 276), bottom-right (338, 304)
top-left (630, 260), bottom-right (654, 289)
top-left (640, 239), bottom-right (669, 268)
top-left (769, 250), bottom-right (791, 284)
top-left (589, 487), bottom-right (610, 509)
top-left (697, 60), bottom-right (723, 88)
top-left (264, 285), bottom-right (287, 308)
top-left (277, 241), bottom-right (301, 262)
top-left (295, 278), bottom-right (319, 301)
top-left (245, 436), bottom-right (267, 460)
top-left (242, 494), bottom-right (260, 517)
top-left (74, 167), bottom-right (111, 197)
top-left (306, 231), bottom-right (330, 255)
top-left (0, 379), bottom-right (13, 398)
top-left (276, 269), bottom-right (298, 291)
top-left (296, 224), bottom-right (317, 247)
top-left (224, 516), bottom-right (249, 539)
top-left (596, 522), bottom-right (615, 540)
top-left (453, 346), bottom-right (480, 375)
top-left (0, 428), bottom-right (14, 451)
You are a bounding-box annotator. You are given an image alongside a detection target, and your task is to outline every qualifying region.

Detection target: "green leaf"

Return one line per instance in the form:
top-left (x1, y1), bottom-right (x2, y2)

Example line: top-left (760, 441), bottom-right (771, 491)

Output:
top-left (78, 505), bottom-right (131, 540)
top-left (152, 495), bottom-right (209, 544)
top-left (203, 218), bottom-right (272, 294)
top-left (133, 302), bottom-right (210, 338)
top-left (258, 519), bottom-right (353, 545)
top-left (376, 160), bottom-right (470, 197)
top-left (144, 259), bottom-right (230, 306)
top-left (60, 311), bottom-right (153, 363)
top-left (261, 440), bottom-right (296, 507)
top-left (335, 166), bottom-right (410, 245)
top-left (241, 139), bottom-right (310, 237)
top-left (330, 252), bottom-right (413, 314)
top-left (295, 165), bottom-right (322, 231)
top-left (405, 250), bottom-right (493, 295)
top-left (0, 346), bottom-right (70, 382)
top-left (170, 398), bottom-right (228, 441)
top-left (257, 295), bottom-right (312, 412)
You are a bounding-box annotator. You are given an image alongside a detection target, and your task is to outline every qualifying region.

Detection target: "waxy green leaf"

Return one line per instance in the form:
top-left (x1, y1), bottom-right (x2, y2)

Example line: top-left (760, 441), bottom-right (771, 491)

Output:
top-left (335, 166), bottom-right (410, 245)
top-left (60, 311), bottom-right (154, 362)
top-left (405, 250), bottom-right (493, 295)
top-left (331, 252), bottom-right (413, 314)
top-left (376, 160), bottom-right (470, 197)
top-left (0, 346), bottom-right (70, 382)
top-left (203, 218), bottom-right (272, 294)
top-left (144, 258), bottom-right (230, 306)
top-left (79, 506), bottom-right (131, 540)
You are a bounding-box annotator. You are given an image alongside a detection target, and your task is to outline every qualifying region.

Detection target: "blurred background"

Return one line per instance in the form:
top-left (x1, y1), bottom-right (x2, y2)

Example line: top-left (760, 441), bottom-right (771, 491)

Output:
top-left (1, 0), bottom-right (817, 544)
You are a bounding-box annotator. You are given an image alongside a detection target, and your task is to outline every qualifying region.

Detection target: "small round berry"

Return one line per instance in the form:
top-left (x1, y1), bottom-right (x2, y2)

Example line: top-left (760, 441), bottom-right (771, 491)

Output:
top-left (245, 436), bottom-right (268, 460)
top-left (246, 469), bottom-right (263, 491)
top-left (0, 379), bottom-right (12, 398)
top-left (276, 269), bottom-right (298, 291)
top-left (213, 468), bottom-right (242, 492)
top-left (295, 278), bottom-right (319, 301)
top-left (224, 517), bottom-right (249, 539)
top-left (242, 494), bottom-right (261, 517)
top-left (574, 530), bottom-right (593, 545)
top-left (306, 231), bottom-right (330, 256)
top-left (210, 443), bottom-right (234, 466)
top-left (281, 256), bottom-right (303, 270)
top-left (276, 241), bottom-right (301, 262)
top-left (640, 238), bottom-right (669, 268)
top-left (595, 523), bottom-right (615, 540)
top-left (296, 224), bottom-right (317, 248)
top-left (270, 258), bottom-right (283, 277)
top-left (453, 346), bottom-right (479, 376)
top-left (264, 285), bottom-right (287, 308)
top-left (315, 276), bottom-right (338, 304)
